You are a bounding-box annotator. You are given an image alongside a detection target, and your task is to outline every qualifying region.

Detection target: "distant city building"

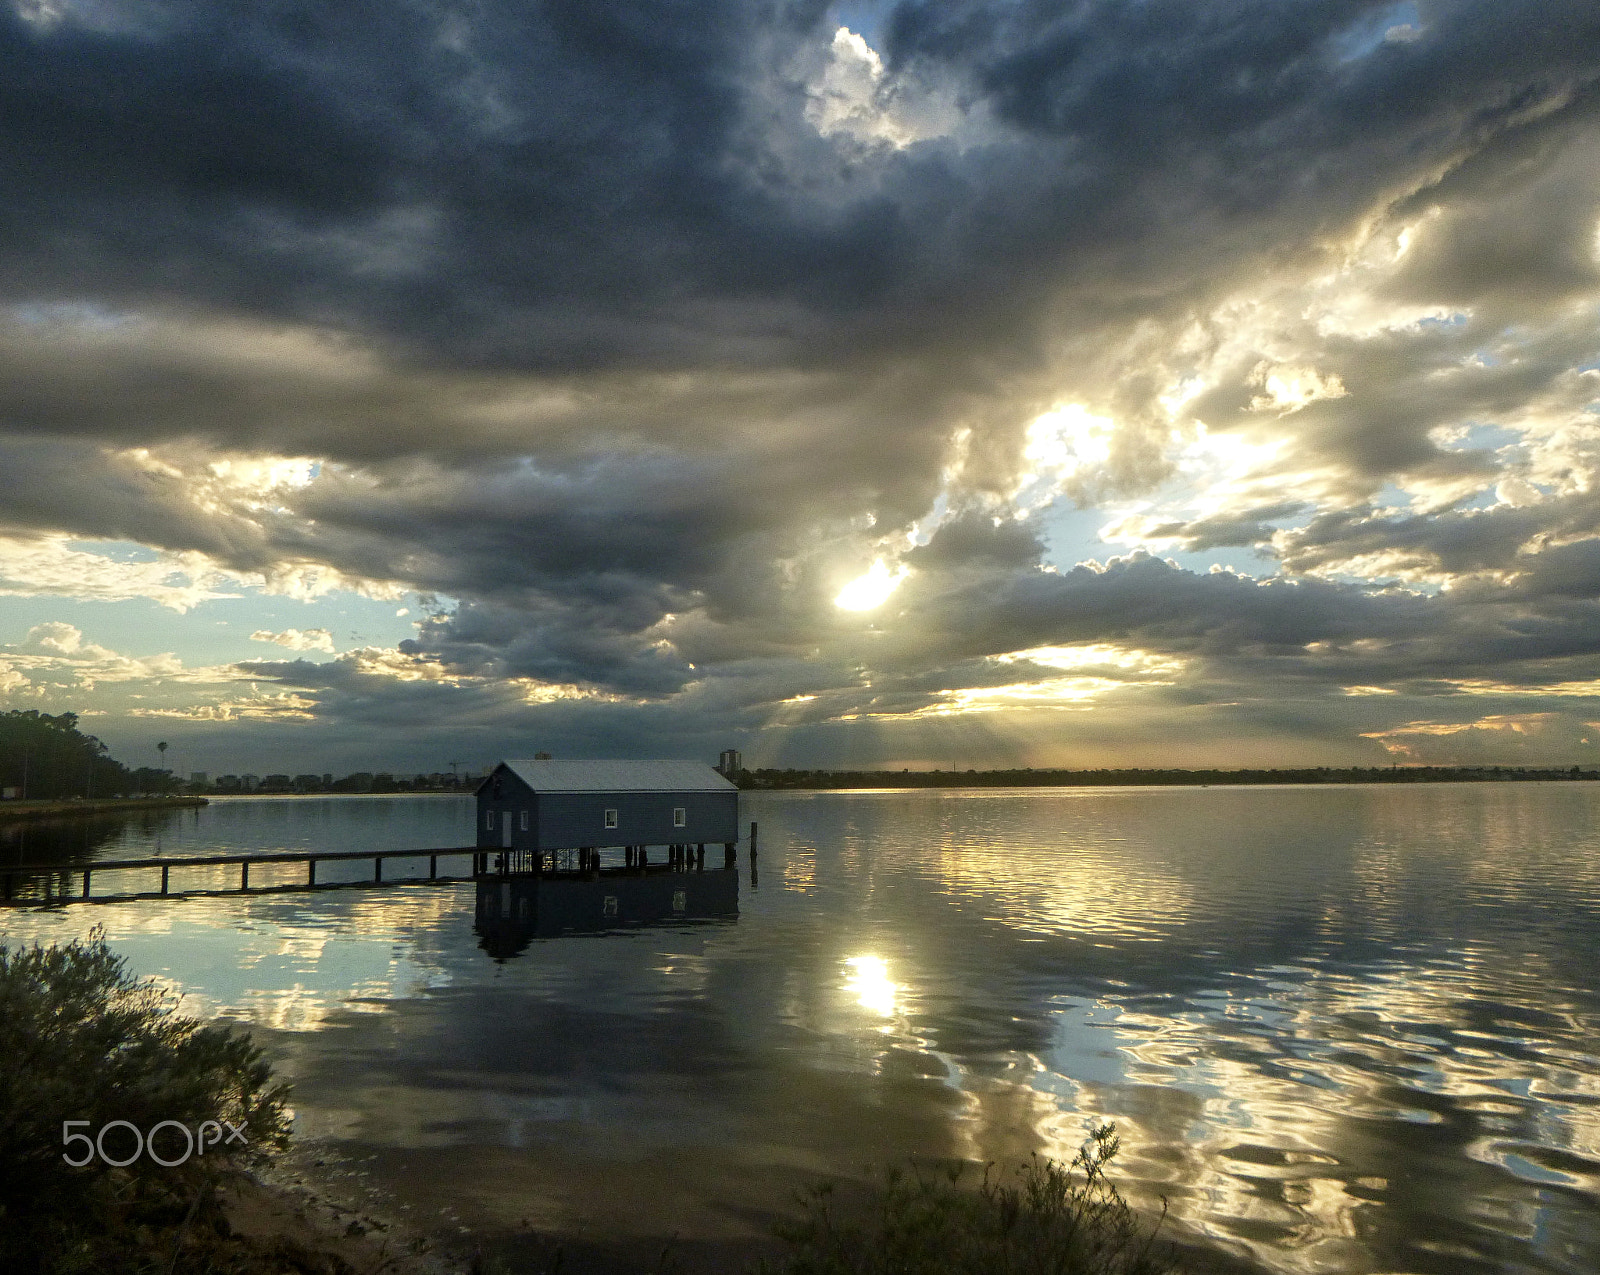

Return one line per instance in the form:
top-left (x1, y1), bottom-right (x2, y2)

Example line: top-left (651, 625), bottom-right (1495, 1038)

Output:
top-left (717, 749), bottom-right (742, 777)
top-left (261, 774), bottom-right (292, 793)
top-left (240, 774), bottom-right (260, 791)
top-left (190, 772), bottom-right (207, 784)
top-left (216, 775), bottom-right (241, 792)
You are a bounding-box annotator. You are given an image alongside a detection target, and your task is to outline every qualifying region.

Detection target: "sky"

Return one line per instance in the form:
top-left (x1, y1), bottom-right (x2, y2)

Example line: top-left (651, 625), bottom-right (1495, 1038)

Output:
top-left (3, 0), bottom-right (1600, 776)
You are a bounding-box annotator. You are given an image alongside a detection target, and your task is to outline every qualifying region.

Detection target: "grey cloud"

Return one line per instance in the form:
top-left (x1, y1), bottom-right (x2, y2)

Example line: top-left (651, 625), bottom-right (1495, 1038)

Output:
top-left (1, 0), bottom-right (1594, 375)
top-left (1128, 504), bottom-right (1310, 553)
top-left (903, 510), bottom-right (1045, 570)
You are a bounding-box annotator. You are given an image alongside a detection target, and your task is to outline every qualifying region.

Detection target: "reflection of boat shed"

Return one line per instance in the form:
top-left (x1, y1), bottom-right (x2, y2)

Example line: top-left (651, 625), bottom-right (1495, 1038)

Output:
top-left (476, 870), bottom-right (739, 959)
top-left (476, 759), bottom-right (739, 853)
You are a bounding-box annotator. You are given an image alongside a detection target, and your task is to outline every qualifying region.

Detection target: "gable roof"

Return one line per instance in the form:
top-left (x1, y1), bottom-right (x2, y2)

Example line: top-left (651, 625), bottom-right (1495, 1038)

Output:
top-left (497, 759), bottom-right (737, 793)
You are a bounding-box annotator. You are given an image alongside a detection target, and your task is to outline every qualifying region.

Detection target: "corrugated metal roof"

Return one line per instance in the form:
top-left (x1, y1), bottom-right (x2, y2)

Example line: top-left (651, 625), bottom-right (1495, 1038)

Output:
top-left (499, 759), bottom-right (738, 793)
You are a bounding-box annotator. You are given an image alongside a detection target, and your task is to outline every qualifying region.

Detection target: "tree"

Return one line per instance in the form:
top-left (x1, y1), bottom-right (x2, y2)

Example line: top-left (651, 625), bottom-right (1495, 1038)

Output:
top-left (0, 711), bottom-right (140, 800)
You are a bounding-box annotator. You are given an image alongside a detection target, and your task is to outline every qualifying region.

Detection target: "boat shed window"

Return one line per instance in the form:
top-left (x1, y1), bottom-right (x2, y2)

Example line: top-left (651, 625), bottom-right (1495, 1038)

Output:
top-left (673, 807), bottom-right (687, 827)
top-left (485, 810), bottom-right (495, 831)
top-left (520, 810), bottom-right (529, 831)
top-left (604, 809), bottom-right (618, 829)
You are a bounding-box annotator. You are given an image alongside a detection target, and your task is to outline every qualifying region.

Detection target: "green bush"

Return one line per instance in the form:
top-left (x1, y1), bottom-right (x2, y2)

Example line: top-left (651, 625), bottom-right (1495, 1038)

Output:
top-left (767, 1127), bottom-right (1177, 1275)
top-left (0, 930), bottom-right (291, 1273)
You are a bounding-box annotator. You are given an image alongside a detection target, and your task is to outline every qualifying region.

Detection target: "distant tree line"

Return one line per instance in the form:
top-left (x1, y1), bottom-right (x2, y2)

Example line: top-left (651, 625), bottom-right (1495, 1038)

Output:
top-left (0, 710), bottom-right (177, 800)
top-left (207, 770), bottom-right (473, 794)
top-left (734, 765), bottom-right (1600, 789)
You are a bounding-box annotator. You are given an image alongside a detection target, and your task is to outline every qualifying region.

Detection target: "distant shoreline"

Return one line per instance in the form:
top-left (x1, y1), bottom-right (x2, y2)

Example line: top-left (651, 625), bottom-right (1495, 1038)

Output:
top-left (0, 795), bottom-right (208, 824)
top-left (206, 788), bottom-right (467, 797)
top-left (735, 765), bottom-right (1599, 790)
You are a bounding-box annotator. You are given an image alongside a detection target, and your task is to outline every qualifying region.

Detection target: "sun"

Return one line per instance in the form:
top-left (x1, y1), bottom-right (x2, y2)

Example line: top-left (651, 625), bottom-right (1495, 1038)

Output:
top-left (834, 559), bottom-right (908, 611)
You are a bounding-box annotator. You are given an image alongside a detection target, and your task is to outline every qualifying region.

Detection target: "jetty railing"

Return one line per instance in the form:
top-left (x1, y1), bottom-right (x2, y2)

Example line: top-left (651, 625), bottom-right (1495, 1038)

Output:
top-left (0, 846), bottom-right (486, 906)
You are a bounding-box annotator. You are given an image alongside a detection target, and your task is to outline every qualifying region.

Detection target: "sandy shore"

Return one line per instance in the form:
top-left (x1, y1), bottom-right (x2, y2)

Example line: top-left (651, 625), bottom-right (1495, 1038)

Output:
top-left (227, 1151), bottom-right (468, 1275)
top-left (233, 1141), bottom-right (791, 1275)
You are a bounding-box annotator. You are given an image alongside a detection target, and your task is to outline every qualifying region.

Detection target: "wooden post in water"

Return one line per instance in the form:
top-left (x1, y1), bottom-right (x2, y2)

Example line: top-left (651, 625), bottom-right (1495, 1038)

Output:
top-left (429, 853), bottom-right (438, 880)
top-left (241, 861), bottom-right (249, 891)
top-left (82, 870), bottom-right (91, 900)
top-left (307, 858), bottom-right (317, 886)
top-left (375, 857), bottom-right (383, 883)
top-left (160, 863), bottom-right (169, 895)
top-left (749, 820), bottom-right (758, 859)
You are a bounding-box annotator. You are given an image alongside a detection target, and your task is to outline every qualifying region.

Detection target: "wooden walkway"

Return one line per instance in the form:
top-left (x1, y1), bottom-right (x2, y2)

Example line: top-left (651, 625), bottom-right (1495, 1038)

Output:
top-left (0, 846), bottom-right (488, 906)
top-left (2, 825), bottom-right (759, 907)
top-left (0, 845), bottom-right (742, 906)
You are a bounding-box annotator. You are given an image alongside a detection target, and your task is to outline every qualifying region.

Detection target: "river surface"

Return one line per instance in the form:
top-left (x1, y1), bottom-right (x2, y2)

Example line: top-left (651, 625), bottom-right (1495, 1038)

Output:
top-left (2, 785), bottom-right (1598, 1274)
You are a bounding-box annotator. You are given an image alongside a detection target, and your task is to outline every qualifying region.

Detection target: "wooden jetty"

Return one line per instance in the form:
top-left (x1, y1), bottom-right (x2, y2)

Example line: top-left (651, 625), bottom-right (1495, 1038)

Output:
top-left (0, 837), bottom-right (749, 907)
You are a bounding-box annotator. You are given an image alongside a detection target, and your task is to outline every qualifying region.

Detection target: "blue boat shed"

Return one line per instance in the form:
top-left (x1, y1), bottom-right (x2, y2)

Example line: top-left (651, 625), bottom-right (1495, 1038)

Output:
top-left (477, 759), bottom-right (739, 855)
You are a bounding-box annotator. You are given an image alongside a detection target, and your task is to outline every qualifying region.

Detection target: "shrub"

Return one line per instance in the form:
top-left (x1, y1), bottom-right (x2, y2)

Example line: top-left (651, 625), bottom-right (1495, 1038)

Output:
top-left (0, 930), bottom-right (291, 1273)
top-left (767, 1126), bottom-right (1178, 1275)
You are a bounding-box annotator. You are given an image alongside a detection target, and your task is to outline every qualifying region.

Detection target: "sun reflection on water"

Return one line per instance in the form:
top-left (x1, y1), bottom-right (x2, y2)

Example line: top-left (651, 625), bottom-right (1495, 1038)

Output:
top-left (844, 954), bottom-right (897, 1016)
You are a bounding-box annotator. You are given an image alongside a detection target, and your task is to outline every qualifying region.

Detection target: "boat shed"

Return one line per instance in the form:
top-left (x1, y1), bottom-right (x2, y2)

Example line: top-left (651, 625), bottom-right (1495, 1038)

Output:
top-left (476, 759), bottom-right (739, 853)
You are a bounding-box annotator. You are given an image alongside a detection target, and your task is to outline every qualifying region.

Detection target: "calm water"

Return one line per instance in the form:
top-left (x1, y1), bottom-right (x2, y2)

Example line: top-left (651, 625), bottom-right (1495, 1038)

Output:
top-left (3, 786), bottom-right (1599, 1274)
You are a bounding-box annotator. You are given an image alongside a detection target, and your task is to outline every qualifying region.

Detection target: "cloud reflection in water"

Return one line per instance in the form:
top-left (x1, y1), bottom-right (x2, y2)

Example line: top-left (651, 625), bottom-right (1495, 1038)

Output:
top-left (2, 787), bottom-right (1599, 1270)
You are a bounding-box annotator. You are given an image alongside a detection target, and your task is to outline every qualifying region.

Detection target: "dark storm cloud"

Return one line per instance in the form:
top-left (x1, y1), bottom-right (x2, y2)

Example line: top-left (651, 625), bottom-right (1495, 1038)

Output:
top-left (2, 0), bottom-right (1596, 374)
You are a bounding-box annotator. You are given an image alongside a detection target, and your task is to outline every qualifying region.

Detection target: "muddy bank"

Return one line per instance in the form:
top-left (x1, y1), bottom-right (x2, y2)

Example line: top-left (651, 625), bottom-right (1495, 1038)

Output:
top-left (0, 795), bottom-right (207, 824)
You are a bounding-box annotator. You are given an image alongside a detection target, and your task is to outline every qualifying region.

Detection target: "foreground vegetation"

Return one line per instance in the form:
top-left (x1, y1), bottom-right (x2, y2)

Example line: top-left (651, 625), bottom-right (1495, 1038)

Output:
top-left (0, 932), bottom-right (294, 1273)
top-left (763, 1129), bottom-right (1176, 1275)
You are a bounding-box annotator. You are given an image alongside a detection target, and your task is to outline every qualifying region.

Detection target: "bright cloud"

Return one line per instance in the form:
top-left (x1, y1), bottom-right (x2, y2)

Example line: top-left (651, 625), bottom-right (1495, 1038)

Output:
top-left (250, 627), bottom-right (336, 653)
top-left (804, 27), bottom-right (966, 149)
top-left (0, 537), bottom-right (244, 612)
top-left (0, 623), bottom-right (242, 705)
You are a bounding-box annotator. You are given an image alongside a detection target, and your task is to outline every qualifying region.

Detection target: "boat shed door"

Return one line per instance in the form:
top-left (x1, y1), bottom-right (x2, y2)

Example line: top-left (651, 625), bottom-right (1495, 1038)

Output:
top-left (502, 813), bottom-right (513, 848)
